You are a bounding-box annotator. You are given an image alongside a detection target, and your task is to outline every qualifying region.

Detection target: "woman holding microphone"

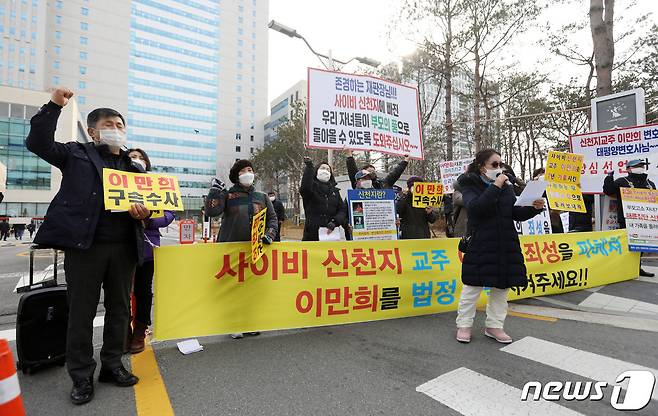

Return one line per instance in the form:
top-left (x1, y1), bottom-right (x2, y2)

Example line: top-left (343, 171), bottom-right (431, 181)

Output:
top-left (455, 149), bottom-right (545, 344)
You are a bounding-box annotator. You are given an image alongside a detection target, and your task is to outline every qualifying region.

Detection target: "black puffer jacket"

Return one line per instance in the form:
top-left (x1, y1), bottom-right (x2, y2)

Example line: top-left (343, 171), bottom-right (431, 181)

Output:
top-left (459, 173), bottom-right (541, 289)
top-left (603, 173), bottom-right (656, 229)
top-left (396, 193), bottom-right (437, 239)
top-left (300, 160), bottom-right (347, 241)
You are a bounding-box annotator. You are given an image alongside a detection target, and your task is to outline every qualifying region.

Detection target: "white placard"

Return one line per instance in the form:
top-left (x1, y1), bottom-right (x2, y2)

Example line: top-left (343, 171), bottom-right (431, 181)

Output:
top-left (307, 68), bottom-right (423, 159)
top-left (514, 180), bottom-right (547, 207)
top-left (439, 158), bottom-right (471, 194)
top-left (514, 199), bottom-right (552, 235)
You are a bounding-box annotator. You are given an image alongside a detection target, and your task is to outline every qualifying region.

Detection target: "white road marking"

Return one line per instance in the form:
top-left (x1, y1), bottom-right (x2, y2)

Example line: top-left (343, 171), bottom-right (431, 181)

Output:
top-left (0, 315), bottom-right (105, 342)
top-left (501, 337), bottom-right (658, 401)
top-left (416, 367), bottom-right (584, 416)
top-left (578, 292), bottom-right (658, 315)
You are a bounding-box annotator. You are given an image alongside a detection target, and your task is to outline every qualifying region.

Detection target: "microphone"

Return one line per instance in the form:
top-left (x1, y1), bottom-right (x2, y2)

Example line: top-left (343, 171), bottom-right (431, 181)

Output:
top-left (496, 172), bottom-right (512, 186)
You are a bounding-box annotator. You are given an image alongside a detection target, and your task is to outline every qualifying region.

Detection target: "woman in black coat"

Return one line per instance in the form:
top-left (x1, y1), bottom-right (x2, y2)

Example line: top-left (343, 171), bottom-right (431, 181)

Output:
top-left (455, 149), bottom-right (544, 344)
top-left (300, 157), bottom-right (347, 241)
top-left (397, 176), bottom-right (437, 239)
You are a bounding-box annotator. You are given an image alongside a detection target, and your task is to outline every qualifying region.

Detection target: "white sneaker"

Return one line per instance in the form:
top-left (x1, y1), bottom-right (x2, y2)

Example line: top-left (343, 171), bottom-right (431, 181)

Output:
top-left (230, 333), bottom-right (244, 339)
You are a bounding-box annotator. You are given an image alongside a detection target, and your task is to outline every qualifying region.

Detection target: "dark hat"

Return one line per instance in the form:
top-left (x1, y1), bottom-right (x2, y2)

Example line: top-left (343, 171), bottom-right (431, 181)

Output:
top-left (627, 159), bottom-right (649, 168)
top-left (407, 176), bottom-right (423, 188)
top-left (355, 170), bottom-right (371, 180)
top-left (229, 159), bottom-right (253, 184)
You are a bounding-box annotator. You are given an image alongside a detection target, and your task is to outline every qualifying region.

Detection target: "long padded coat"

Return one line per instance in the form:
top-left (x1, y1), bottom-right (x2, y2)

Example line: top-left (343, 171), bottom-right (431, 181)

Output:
top-left (459, 173), bottom-right (542, 289)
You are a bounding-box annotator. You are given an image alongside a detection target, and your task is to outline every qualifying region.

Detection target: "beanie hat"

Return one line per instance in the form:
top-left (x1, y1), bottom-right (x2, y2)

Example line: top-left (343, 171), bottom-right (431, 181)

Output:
top-left (229, 159), bottom-right (253, 184)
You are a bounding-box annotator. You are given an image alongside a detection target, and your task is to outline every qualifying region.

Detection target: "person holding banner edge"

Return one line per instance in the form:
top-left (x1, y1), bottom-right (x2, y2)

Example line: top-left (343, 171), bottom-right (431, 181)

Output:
top-left (300, 157), bottom-right (347, 241)
top-left (26, 88), bottom-right (147, 405)
top-left (345, 149), bottom-right (410, 190)
top-left (455, 149), bottom-right (545, 344)
top-left (603, 159), bottom-right (655, 277)
top-left (204, 159), bottom-right (278, 339)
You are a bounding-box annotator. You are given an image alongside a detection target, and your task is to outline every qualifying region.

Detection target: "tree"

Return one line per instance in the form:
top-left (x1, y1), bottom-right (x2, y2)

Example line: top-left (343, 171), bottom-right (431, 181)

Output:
top-left (589, 0), bottom-right (615, 97)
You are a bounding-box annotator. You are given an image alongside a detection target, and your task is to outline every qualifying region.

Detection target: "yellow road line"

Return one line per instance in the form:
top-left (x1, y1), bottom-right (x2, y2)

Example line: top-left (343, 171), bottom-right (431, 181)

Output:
top-left (476, 306), bottom-right (558, 322)
top-left (131, 342), bottom-right (175, 416)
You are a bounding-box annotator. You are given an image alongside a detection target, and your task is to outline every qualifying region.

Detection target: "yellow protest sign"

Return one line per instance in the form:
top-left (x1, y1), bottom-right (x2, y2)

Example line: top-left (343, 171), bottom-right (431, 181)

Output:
top-left (153, 230), bottom-right (638, 340)
top-left (150, 210), bottom-right (165, 219)
top-left (412, 182), bottom-right (443, 208)
top-left (545, 151), bottom-right (585, 213)
top-left (546, 182), bottom-right (586, 213)
top-left (250, 208), bottom-right (267, 263)
top-left (102, 168), bottom-right (184, 211)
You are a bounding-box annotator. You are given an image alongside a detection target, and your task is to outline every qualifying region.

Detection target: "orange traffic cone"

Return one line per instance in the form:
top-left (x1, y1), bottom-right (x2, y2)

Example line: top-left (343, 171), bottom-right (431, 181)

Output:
top-left (0, 339), bottom-right (25, 416)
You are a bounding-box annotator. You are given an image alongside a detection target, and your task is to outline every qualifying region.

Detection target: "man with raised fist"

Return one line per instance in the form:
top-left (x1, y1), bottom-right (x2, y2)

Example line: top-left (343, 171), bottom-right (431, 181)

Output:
top-left (26, 88), bottom-right (147, 405)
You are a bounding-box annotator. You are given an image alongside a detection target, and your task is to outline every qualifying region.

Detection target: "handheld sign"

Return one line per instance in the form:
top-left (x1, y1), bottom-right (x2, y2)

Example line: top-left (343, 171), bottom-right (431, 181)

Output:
top-left (103, 168), bottom-right (184, 212)
top-left (411, 182), bottom-right (443, 208)
top-left (179, 220), bottom-right (195, 245)
top-left (250, 208), bottom-right (267, 263)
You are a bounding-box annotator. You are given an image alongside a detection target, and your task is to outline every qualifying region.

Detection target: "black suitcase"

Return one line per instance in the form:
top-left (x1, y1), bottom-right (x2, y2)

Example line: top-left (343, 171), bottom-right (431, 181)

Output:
top-left (16, 244), bottom-right (68, 374)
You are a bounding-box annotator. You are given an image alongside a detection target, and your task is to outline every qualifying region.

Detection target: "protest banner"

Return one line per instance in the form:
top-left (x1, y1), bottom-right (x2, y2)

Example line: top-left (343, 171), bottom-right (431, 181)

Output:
top-left (102, 168), bottom-right (184, 211)
top-left (250, 208), bottom-right (267, 263)
top-left (570, 124), bottom-right (658, 193)
top-left (307, 68), bottom-right (423, 159)
top-left (179, 220), bottom-right (195, 245)
top-left (601, 195), bottom-right (620, 231)
top-left (347, 189), bottom-right (397, 241)
top-left (153, 230), bottom-right (639, 340)
top-left (411, 182), bottom-right (443, 208)
top-left (545, 151), bottom-right (586, 213)
top-left (514, 199), bottom-right (552, 235)
top-left (620, 188), bottom-right (658, 252)
top-left (439, 158), bottom-right (471, 194)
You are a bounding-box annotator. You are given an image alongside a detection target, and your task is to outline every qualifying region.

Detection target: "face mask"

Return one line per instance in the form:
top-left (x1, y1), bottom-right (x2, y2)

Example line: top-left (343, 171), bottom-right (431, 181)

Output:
top-left (316, 169), bottom-right (331, 183)
top-left (239, 172), bottom-right (255, 187)
top-left (269, 196), bottom-right (275, 201)
top-left (537, 175), bottom-right (545, 181)
top-left (131, 158), bottom-right (147, 172)
top-left (97, 129), bottom-right (127, 148)
top-left (485, 168), bottom-right (503, 181)
top-left (359, 180), bottom-right (373, 189)
top-left (629, 167), bottom-right (647, 175)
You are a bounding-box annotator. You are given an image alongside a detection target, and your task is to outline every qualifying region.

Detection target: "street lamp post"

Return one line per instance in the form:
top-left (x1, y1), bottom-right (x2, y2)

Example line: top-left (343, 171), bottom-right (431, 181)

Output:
top-left (268, 19), bottom-right (381, 166)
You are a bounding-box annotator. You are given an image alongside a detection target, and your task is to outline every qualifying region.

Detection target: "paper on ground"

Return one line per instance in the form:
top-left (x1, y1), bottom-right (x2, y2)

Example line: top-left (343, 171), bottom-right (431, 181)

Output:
top-left (177, 339), bottom-right (203, 354)
top-left (319, 227), bottom-right (342, 241)
top-left (515, 180), bottom-right (547, 206)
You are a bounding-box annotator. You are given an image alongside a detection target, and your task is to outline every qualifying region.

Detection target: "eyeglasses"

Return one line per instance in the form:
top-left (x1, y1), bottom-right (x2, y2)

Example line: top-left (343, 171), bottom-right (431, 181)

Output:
top-left (489, 161), bottom-right (504, 169)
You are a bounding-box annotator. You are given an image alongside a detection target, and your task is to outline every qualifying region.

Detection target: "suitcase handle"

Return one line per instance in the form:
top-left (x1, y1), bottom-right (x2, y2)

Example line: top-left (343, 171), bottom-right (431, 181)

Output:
top-left (20, 244), bottom-right (59, 293)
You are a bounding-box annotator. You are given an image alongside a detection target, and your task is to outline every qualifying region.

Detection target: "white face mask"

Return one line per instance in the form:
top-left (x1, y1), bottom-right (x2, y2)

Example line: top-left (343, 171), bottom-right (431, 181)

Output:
top-left (130, 158), bottom-right (147, 172)
top-left (629, 167), bottom-right (647, 175)
top-left (98, 129), bottom-right (127, 148)
top-left (316, 169), bottom-right (331, 183)
top-left (359, 179), bottom-right (373, 189)
top-left (269, 196), bottom-right (275, 201)
top-left (239, 171), bottom-right (255, 187)
top-left (537, 175), bottom-right (545, 181)
top-left (485, 168), bottom-right (503, 181)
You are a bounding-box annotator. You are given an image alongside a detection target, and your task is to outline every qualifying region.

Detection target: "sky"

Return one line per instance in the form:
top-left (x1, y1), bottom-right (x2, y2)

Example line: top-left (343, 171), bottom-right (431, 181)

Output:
top-left (267, 0), bottom-right (658, 106)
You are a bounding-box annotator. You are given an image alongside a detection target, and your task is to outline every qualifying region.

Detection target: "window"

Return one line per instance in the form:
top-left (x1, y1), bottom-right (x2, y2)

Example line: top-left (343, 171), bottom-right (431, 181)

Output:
top-left (53, 60), bottom-right (60, 69)
top-left (236, 74), bottom-right (242, 81)
top-left (238, 28), bottom-right (243, 35)
top-left (20, 29), bottom-right (26, 39)
top-left (56, 0), bottom-right (62, 9)
top-left (238, 5), bottom-right (244, 12)
top-left (55, 15), bottom-right (61, 24)
top-left (78, 97), bottom-right (86, 104)
top-left (250, 147), bottom-right (254, 154)
top-left (31, 15), bottom-right (36, 24)
top-left (55, 31), bottom-right (61, 40)
top-left (81, 7), bottom-right (89, 16)
top-left (18, 63), bottom-right (25, 72)
top-left (79, 81), bottom-right (86, 89)
top-left (236, 85), bottom-right (242, 92)
top-left (237, 62), bottom-right (243, 69)
top-left (54, 46), bottom-right (60, 55)
top-left (80, 36), bottom-right (88, 45)
top-left (31, 32), bottom-right (36, 41)
top-left (79, 51), bottom-right (88, 60)
top-left (79, 66), bottom-right (87, 74)
top-left (235, 146), bottom-right (241, 152)
top-left (29, 64), bottom-right (35, 73)
top-left (235, 133), bottom-right (241, 140)
top-left (80, 22), bottom-right (88, 31)
top-left (237, 39), bottom-right (243, 46)
top-left (250, 135), bottom-right (254, 142)
top-left (53, 76), bottom-right (60, 85)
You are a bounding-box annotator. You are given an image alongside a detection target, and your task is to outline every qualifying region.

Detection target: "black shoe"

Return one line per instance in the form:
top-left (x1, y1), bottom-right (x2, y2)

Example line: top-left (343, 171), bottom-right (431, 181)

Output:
top-left (245, 332), bottom-right (260, 336)
top-left (70, 377), bottom-right (94, 405)
top-left (640, 268), bottom-right (655, 278)
top-left (98, 366), bottom-right (139, 387)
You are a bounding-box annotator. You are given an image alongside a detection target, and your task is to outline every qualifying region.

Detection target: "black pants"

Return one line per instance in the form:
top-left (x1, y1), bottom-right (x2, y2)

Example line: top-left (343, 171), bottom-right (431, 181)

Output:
top-left (0, 231), bottom-right (7, 240)
top-left (64, 242), bottom-right (136, 382)
top-left (274, 222), bottom-right (282, 242)
top-left (133, 260), bottom-right (154, 325)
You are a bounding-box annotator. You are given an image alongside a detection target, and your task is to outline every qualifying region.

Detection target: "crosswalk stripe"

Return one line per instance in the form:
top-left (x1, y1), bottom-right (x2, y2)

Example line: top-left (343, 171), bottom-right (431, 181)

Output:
top-left (0, 315), bottom-right (105, 342)
top-left (416, 367), bottom-right (584, 416)
top-left (501, 337), bottom-right (658, 401)
top-left (579, 292), bottom-right (658, 315)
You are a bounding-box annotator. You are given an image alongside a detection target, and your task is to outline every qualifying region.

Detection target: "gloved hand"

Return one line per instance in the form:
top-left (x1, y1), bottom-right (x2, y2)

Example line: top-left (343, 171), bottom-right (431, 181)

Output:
top-left (261, 235), bottom-right (273, 245)
top-left (211, 178), bottom-right (225, 191)
top-left (326, 221), bottom-right (337, 231)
